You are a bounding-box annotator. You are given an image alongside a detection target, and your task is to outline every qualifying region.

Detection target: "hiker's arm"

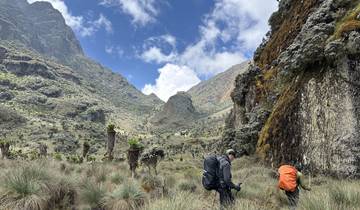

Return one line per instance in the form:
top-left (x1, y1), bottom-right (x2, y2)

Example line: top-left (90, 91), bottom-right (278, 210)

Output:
top-left (222, 164), bottom-right (236, 189)
top-left (297, 172), bottom-right (311, 191)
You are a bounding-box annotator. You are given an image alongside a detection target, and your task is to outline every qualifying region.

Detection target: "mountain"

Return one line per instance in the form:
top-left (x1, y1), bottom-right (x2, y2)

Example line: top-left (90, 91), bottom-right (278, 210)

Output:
top-left (188, 61), bottom-right (250, 115)
top-left (148, 92), bottom-right (201, 132)
top-left (0, 0), bottom-right (163, 153)
top-left (222, 0), bottom-right (360, 177)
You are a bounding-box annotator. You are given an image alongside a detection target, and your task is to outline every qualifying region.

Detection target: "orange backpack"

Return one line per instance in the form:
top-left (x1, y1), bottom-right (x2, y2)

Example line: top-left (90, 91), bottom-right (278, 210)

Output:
top-left (278, 165), bottom-right (298, 192)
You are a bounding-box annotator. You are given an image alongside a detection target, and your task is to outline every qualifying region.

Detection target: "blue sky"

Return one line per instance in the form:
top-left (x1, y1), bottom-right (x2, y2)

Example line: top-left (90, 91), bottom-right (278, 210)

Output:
top-left (27, 0), bottom-right (278, 101)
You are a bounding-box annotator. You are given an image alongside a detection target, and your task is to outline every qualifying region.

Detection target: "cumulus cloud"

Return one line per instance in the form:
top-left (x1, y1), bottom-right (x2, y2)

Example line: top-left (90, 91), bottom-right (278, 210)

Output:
top-left (99, 0), bottom-right (159, 26)
top-left (140, 0), bottom-right (278, 77)
top-left (142, 64), bottom-right (201, 102)
top-left (27, 0), bottom-right (113, 36)
top-left (141, 0), bottom-right (277, 99)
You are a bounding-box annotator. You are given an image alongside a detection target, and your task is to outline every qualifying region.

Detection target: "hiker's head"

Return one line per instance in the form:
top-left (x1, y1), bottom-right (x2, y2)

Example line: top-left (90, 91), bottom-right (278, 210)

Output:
top-left (294, 162), bottom-right (304, 171)
top-left (226, 149), bottom-right (236, 162)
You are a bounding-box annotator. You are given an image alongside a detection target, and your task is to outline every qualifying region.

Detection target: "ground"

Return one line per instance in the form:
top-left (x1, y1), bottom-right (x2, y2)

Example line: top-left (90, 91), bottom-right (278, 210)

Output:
top-left (0, 152), bottom-right (359, 210)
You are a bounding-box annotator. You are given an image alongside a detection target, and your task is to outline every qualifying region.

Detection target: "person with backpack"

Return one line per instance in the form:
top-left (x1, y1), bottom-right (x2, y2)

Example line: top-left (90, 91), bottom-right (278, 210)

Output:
top-left (278, 163), bottom-right (311, 209)
top-left (202, 149), bottom-right (241, 209)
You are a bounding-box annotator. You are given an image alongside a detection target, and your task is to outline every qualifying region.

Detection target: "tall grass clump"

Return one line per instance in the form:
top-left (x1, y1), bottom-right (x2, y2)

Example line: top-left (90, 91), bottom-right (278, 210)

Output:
top-left (104, 182), bottom-right (146, 210)
top-left (0, 165), bottom-right (52, 209)
top-left (110, 172), bottom-right (125, 185)
top-left (80, 181), bottom-right (106, 209)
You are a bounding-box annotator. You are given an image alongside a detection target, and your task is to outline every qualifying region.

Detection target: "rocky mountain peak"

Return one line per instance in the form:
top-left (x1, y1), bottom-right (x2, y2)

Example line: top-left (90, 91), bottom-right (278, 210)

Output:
top-left (0, 0), bottom-right (84, 61)
top-left (149, 91), bottom-right (200, 132)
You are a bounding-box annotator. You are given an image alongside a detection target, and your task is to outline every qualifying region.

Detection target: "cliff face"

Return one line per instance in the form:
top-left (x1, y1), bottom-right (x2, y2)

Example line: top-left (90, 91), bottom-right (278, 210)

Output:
top-left (225, 0), bottom-right (360, 177)
top-left (0, 0), bottom-right (83, 60)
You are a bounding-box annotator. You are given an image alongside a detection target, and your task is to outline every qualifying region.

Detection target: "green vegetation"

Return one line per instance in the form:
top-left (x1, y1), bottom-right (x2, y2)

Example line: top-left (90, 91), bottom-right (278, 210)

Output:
top-left (0, 155), bottom-right (358, 210)
top-left (128, 138), bottom-right (144, 150)
top-left (107, 124), bottom-right (116, 132)
top-left (333, 2), bottom-right (360, 39)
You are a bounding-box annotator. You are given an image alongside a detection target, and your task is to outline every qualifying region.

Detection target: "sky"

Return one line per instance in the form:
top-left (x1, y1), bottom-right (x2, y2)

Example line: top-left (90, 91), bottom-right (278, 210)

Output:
top-left (26, 0), bottom-right (278, 101)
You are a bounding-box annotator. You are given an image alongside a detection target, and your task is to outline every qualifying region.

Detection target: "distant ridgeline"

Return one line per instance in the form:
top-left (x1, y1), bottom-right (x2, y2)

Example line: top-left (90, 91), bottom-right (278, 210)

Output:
top-left (222, 0), bottom-right (360, 178)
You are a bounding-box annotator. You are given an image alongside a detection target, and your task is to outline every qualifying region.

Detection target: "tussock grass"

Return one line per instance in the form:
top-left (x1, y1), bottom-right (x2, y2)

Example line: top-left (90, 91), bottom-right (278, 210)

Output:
top-left (105, 182), bottom-right (145, 210)
top-left (0, 155), bottom-right (359, 210)
top-left (79, 180), bottom-right (106, 209)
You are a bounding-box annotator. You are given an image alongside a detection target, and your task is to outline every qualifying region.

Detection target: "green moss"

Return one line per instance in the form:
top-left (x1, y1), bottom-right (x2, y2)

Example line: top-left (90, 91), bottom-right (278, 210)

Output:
top-left (332, 2), bottom-right (360, 39)
top-left (256, 71), bottom-right (308, 159)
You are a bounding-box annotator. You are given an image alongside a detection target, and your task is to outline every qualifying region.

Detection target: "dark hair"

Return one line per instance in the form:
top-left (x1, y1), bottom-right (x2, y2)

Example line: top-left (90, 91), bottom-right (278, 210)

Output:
top-left (295, 162), bottom-right (304, 171)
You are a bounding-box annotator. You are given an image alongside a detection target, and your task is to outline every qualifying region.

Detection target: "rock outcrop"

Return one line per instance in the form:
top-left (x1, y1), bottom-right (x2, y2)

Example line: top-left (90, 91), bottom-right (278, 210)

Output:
top-left (224, 0), bottom-right (360, 177)
top-left (149, 92), bottom-right (200, 132)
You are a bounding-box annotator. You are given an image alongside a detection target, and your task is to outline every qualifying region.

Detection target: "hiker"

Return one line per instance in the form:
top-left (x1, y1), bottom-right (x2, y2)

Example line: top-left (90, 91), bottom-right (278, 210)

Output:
top-left (278, 163), bottom-right (311, 210)
top-left (202, 149), bottom-right (241, 209)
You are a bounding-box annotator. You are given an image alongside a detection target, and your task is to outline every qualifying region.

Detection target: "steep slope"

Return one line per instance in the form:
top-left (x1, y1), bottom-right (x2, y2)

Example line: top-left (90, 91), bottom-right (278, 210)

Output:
top-left (223, 0), bottom-right (360, 177)
top-left (188, 62), bottom-right (249, 114)
top-left (0, 0), bottom-right (163, 115)
top-left (0, 0), bottom-right (163, 153)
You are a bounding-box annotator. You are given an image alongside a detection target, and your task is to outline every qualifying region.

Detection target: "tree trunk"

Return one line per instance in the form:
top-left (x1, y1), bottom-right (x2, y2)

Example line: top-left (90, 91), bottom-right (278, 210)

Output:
top-left (107, 131), bottom-right (116, 160)
top-left (128, 148), bottom-right (141, 178)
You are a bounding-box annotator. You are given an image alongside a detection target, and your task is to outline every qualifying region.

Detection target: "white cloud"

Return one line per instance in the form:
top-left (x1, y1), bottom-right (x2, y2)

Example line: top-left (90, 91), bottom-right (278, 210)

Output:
top-left (99, 0), bottom-right (159, 26)
top-left (80, 14), bottom-right (113, 37)
top-left (140, 34), bottom-right (177, 63)
top-left (105, 45), bottom-right (124, 57)
top-left (27, 0), bottom-right (113, 37)
top-left (141, 47), bottom-right (176, 63)
top-left (142, 64), bottom-right (201, 102)
top-left (140, 0), bottom-right (278, 77)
